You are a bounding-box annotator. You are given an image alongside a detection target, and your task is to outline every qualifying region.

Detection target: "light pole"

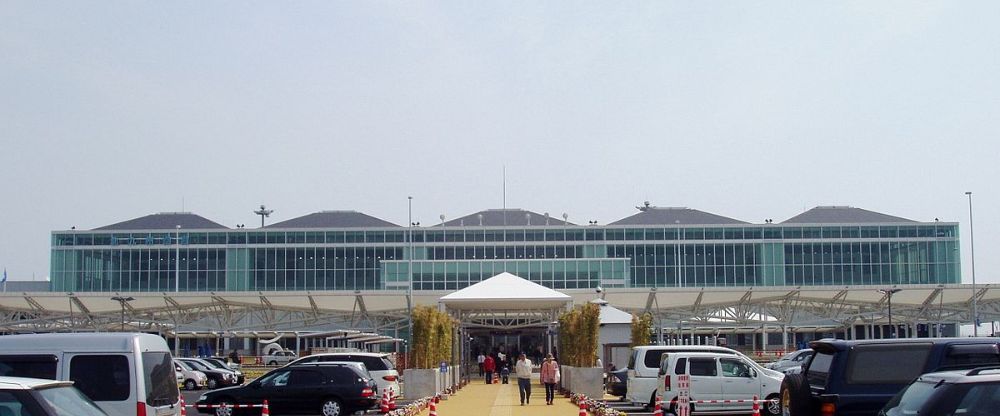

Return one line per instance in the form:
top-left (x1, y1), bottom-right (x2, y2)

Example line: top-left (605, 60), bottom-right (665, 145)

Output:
top-left (175, 225), bottom-right (181, 293)
top-left (879, 288), bottom-right (902, 338)
top-left (111, 296), bottom-right (134, 331)
top-left (966, 191), bottom-right (978, 336)
top-left (407, 196), bottom-right (414, 367)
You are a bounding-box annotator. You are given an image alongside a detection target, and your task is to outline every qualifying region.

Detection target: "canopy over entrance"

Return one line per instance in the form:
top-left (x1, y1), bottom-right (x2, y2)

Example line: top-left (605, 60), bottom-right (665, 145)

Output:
top-left (440, 272), bottom-right (572, 310)
top-left (440, 272), bottom-right (571, 330)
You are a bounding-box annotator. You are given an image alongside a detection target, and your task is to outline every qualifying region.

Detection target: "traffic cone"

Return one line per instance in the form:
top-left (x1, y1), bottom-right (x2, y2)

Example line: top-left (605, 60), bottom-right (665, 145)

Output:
top-left (653, 396), bottom-right (662, 416)
top-left (578, 401), bottom-right (587, 416)
top-left (179, 395), bottom-right (187, 416)
top-left (380, 389), bottom-right (390, 413)
top-left (429, 401), bottom-right (437, 416)
top-left (388, 387), bottom-right (396, 410)
top-left (752, 395), bottom-right (760, 416)
top-left (262, 399), bottom-right (270, 416)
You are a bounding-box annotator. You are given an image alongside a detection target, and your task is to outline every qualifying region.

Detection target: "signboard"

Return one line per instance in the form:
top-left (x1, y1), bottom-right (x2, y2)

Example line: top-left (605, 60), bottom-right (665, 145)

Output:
top-left (440, 361), bottom-right (448, 373)
top-left (676, 374), bottom-right (690, 416)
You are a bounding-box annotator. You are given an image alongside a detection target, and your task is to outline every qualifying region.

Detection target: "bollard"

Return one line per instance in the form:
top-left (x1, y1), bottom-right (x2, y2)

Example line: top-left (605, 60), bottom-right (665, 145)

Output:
top-left (578, 401), bottom-right (587, 416)
top-left (388, 387), bottom-right (396, 410)
top-left (179, 395), bottom-right (187, 416)
top-left (262, 399), bottom-right (271, 416)
top-left (380, 389), bottom-right (390, 413)
top-left (429, 401), bottom-right (437, 416)
top-left (653, 395), bottom-right (662, 416)
top-left (752, 395), bottom-right (760, 416)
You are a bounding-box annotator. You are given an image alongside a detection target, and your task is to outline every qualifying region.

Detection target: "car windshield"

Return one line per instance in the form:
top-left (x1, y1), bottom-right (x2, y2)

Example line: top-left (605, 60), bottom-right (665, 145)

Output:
top-left (880, 380), bottom-right (939, 416)
top-left (184, 360), bottom-right (210, 371)
top-left (203, 359), bottom-right (227, 369)
top-left (35, 385), bottom-right (107, 416)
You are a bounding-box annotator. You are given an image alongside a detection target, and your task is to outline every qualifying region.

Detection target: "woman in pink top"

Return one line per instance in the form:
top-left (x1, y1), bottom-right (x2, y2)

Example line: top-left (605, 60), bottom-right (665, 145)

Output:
top-left (540, 353), bottom-right (559, 405)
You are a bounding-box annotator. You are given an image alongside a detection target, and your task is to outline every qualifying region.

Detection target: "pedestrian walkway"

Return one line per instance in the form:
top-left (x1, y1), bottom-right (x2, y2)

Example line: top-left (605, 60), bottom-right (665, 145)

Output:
top-left (425, 377), bottom-right (580, 416)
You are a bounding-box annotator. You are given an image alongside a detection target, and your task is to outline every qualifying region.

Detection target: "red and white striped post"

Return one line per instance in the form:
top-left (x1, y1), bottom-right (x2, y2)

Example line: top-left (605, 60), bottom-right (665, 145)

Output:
top-left (752, 395), bottom-right (760, 416)
top-left (653, 396), bottom-right (662, 416)
top-left (262, 400), bottom-right (271, 416)
top-left (179, 395), bottom-right (187, 416)
top-left (429, 401), bottom-right (437, 416)
top-left (578, 401), bottom-right (587, 416)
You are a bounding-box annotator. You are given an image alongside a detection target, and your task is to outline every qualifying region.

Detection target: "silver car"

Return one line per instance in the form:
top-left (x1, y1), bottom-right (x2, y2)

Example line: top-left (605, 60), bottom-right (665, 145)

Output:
top-left (766, 349), bottom-right (813, 374)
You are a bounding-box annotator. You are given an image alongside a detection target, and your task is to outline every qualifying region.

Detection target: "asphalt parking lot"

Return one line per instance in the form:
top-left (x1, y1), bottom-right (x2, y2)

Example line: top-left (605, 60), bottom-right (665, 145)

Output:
top-left (180, 389), bottom-right (383, 416)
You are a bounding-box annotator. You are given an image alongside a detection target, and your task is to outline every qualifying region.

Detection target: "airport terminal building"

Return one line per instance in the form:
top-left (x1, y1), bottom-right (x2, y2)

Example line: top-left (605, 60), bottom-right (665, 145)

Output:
top-left (50, 205), bottom-right (960, 293)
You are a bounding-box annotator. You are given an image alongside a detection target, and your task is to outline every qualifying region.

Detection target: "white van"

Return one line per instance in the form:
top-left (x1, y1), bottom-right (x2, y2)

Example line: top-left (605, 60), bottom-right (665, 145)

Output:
top-left (657, 352), bottom-right (783, 415)
top-left (0, 333), bottom-right (181, 416)
top-left (626, 345), bottom-right (769, 408)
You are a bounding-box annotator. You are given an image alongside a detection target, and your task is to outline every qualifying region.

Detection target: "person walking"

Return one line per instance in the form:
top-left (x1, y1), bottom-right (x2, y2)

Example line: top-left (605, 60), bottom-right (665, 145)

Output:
top-left (477, 352), bottom-right (485, 377)
top-left (483, 354), bottom-right (496, 384)
top-left (515, 353), bottom-right (533, 405)
top-left (540, 353), bottom-right (559, 405)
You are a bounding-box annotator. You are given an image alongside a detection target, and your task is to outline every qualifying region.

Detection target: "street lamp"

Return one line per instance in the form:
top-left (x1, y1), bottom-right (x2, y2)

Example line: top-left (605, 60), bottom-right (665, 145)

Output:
top-left (175, 225), bottom-right (181, 293)
top-left (111, 296), bottom-right (134, 331)
top-left (407, 196), bottom-right (414, 368)
top-left (878, 288), bottom-right (902, 338)
top-left (966, 191), bottom-right (979, 336)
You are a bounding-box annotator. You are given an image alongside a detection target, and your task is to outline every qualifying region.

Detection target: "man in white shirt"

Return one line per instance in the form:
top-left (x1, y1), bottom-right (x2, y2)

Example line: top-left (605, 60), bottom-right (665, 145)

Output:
top-left (477, 353), bottom-right (485, 376)
top-left (515, 353), bottom-right (533, 405)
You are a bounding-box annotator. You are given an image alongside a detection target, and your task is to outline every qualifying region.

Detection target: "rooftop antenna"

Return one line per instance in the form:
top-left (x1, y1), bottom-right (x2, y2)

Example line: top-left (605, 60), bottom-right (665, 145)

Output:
top-left (637, 201), bottom-right (652, 211)
top-left (254, 204), bottom-right (274, 227)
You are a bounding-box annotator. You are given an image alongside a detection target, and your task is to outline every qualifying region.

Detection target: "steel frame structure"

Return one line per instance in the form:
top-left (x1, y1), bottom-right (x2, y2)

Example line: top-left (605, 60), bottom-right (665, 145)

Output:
top-left (1, 284), bottom-right (998, 338)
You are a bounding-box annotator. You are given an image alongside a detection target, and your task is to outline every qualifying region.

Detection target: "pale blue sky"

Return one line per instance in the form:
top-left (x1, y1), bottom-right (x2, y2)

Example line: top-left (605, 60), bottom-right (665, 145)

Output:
top-left (1, 1), bottom-right (998, 283)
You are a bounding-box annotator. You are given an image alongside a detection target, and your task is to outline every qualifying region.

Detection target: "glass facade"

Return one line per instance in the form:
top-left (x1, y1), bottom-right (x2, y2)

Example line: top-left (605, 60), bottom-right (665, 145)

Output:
top-left (50, 223), bottom-right (960, 292)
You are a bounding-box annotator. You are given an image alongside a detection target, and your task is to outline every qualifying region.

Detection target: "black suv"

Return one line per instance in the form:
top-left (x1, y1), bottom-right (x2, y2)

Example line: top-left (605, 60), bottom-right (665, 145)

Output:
top-left (879, 366), bottom-right (1000, 416)
top-left (195, 362), bottom-right (377, 416)
top-left (781, 337), bottom-right (1000, 416)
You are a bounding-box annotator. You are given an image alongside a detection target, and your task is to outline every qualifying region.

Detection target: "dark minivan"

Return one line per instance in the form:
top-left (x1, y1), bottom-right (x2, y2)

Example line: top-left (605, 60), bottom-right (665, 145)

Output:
top-left (195, 362), bottom-right (377, 416)
top-left (781, 337), bottom-right (1000, 416)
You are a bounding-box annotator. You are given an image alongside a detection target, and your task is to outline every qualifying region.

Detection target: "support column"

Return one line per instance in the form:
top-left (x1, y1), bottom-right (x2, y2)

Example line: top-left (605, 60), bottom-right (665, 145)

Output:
top-left (782, 325), bottom-right (788, 350)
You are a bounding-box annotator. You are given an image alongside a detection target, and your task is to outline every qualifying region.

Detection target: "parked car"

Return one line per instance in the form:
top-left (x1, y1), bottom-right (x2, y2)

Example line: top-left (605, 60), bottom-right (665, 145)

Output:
top-left (287, 353), bottom-right (400, 396)
top-left (607, 368), bottom-right (628, 398)
top-left (265, 351), bottom-right (298, 366)
top-left (201, 357), bottom-right (246, 384)
top-left (766, 349), bottom-right (813, 375)
top-left (175, 361), bottom-right (209, 391)
top-left (195, 362), bottom-right (378, 416)
top-left (626, 345), bottom-right (762, 408)
top-left (0, 333), bottom-right (181, 416)
top-left (0, 376), bottom-right (107, 416)
top-left (781, 337), bottom-right (1000, 416)
top-left (657, 351), bottom-right (783, 416)
top-left (879, 366), bottom-right (1000, 416)
top-left (178, 358), bottom-right (239, 389)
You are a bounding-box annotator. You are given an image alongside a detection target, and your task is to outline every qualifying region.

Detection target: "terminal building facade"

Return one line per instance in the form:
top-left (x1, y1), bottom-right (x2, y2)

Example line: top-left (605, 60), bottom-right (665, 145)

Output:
top-left (50, 205), bottom-right (960, 294)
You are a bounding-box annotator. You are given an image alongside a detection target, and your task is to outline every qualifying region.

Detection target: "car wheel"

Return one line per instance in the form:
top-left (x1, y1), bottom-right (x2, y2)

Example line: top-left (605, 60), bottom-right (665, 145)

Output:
top-left (213, 398), bottom-right (233, 416)
top-left (207, 378), bottom-right (218, 389)
top-left (780, 373), bottom-right (810, 416)
top-left (762, 393), bottom-right (781, 416)
top-left (268, 361), bottom-right (277, 366)
top-left (185, 379), bottom-right (196, 390)
top-left (320, 398), bottom-right (342, 416)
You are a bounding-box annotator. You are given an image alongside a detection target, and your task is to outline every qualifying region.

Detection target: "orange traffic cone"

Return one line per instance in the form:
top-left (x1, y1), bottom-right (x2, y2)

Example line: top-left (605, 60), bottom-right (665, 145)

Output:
top-left (262, 399), bottom-right (270, 416)
top-left (380, 389), bottom-right (390, 413)
top-left (429, 401), bottom-right (437, 416)
top-left (179, 395), bottom-right (187, 416)
top-left (578, 401), bottom-right (587, 416)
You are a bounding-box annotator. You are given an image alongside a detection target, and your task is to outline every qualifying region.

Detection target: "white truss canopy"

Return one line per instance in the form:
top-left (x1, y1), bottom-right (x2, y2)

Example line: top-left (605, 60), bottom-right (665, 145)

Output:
top-left (0, 283), bottom-right (996, 335)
